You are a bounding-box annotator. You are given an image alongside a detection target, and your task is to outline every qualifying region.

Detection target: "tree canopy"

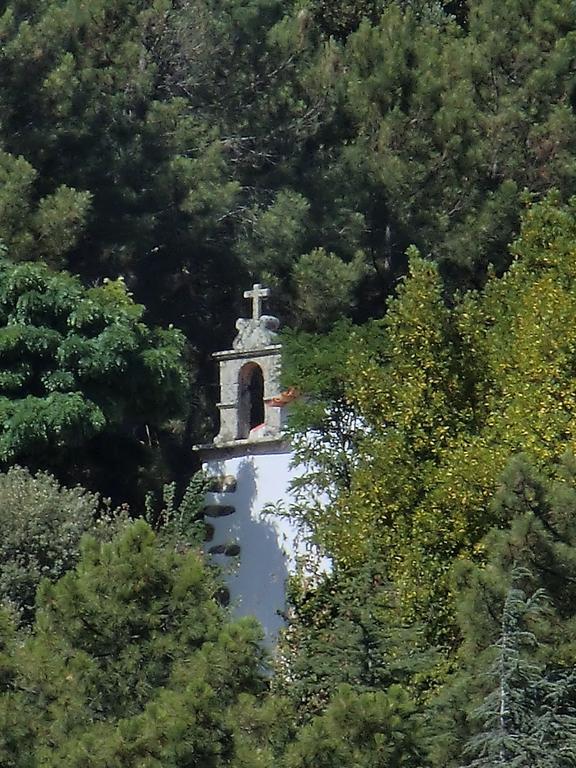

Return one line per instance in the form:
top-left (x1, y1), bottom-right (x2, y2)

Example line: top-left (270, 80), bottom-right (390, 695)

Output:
top-left (0, 519), bottom-right (266, 767)
top-left (2, 0), bottom-right (576, 343)
top-left (1, 1), bottom-right (576, 765)
top-left (284, 195), bottom-right (576, 644)
top-left (0, 259), bottom-right (188, 500)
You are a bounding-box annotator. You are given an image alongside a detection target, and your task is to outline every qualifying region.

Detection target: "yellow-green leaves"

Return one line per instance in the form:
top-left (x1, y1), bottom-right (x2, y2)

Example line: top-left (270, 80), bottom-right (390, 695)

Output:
top-left (299, 195), bottom-right (576, 644)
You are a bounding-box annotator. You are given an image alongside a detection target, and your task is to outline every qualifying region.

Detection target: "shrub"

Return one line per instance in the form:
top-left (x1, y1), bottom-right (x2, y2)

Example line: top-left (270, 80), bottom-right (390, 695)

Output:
top-left (0, 466), bottom-right (122, 624)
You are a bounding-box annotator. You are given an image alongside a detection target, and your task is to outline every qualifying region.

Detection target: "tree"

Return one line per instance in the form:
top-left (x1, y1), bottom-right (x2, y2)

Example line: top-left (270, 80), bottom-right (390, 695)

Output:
top-left (429, 453), bottom-right (576, 767)
top-left (0, 520), bottom-right (266, 767)
top-left (0, 466), bottom-right (124, 625)
top-left (461, 569), bottom-right (576, 768)
top-left (281, 320), bottom-right (367, 510)
top-left (283, 194), bottom-right (576, 647)
top-left (0, 259), bottom-right (188, 502)
top-left (281, 684), bottom-right (426, 768)
top-left (0, 0), bottom-right (335, 346)
top-left (0, 0), bottom-right (234, 400)
top-left (274, 556), bottom-right (437, 720)
top-left (230, 681), bottom-right (429, 768)
top-left (2, 0), bottom-right (576, 351)
top-left (334, 0), bottom-right (576, 289)
top-left (292, 248), bottom-right (367, 332)
top-left (308, 0), bottom-right (454, 41)
top-left (0, 149), bottom-right (90, 268)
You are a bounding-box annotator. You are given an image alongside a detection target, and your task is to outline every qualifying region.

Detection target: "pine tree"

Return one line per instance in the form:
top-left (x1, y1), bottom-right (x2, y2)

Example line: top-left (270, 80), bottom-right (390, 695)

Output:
top-left (0, 466), bottom-right (123, 625)
top-left (430, 454), bottom-right (576, 767)
top-left (284, 195), bottom-right (576, 646)
top-left (463, 568), bottom-right (576, 768)
top-left (282, 684), bottom-right (426, 768)
top-left (275, 557), bottom-right (437, 719)
top-left (1, 519), bottom-right (267, 766)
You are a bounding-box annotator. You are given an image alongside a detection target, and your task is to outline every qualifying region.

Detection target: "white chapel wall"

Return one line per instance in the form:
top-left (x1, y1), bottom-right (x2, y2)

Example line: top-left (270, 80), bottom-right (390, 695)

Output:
top-left (197, 283), bottom-right (329, 645)
top-left (202, 448), bottom-right (304, 643)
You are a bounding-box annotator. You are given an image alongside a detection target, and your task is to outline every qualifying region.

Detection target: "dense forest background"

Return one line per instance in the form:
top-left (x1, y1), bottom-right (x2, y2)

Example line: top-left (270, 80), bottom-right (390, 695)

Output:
top-left (1, 0), bottom-right (576, 764)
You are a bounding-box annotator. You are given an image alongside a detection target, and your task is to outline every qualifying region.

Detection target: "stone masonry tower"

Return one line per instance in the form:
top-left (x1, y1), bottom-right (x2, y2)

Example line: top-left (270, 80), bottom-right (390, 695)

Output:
top-left (196, 285), bottom-right (301, 643)
top-left (213, 284), bottom-right (285, 445)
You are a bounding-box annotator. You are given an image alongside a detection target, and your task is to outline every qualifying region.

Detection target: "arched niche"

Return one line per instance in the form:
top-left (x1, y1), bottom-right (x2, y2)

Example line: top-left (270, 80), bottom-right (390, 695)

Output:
top-left (238, 362), bottom-right (265, 439)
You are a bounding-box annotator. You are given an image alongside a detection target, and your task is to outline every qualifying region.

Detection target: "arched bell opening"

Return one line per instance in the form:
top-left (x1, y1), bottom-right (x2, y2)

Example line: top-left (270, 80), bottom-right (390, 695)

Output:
top-left (238, 362), bottom-right (265, 439)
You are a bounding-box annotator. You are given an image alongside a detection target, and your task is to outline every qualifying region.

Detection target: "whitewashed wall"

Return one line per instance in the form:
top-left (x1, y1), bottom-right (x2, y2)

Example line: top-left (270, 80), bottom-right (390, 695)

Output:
top-left (202, 446), bottom-right (304, 644)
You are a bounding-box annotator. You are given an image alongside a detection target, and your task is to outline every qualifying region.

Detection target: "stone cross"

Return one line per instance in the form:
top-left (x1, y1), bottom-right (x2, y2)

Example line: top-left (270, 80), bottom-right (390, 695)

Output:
top-left (244, 283), bottom-right (270, 320)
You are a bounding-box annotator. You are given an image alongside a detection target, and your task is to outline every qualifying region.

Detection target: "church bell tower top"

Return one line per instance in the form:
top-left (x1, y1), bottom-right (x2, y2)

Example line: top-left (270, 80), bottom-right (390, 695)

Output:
top-left (243, 283), bottom-right (271, 320)
top-left (204, 283), bottom-right (287, 448)
top-left (232, 283), bottom-right (280, 353)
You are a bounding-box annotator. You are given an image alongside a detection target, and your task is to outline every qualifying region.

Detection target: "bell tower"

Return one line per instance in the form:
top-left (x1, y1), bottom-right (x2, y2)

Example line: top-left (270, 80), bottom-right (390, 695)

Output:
top-left (213, 284), bottom-right (285, 445)
top-left (196, 284), bottom-right (302, 643)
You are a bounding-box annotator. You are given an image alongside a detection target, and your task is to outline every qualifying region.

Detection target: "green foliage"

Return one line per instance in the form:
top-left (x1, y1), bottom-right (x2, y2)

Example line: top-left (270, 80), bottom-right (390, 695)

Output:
top-left (308, 0), bottom-right (389, 38)
top-left (292, 248), bottom-right (367, 331)
top-left (239, 191), bottom-right (311, 283)
top-left (337, 0), bottom-right (576, 287)
top-left (228, 693), bottom-right (297, 768)
top-left (461, 569), bottom-right (576, 768)
top-left (281, 320), bottom-right (370, 517)
top-left (0, 0), bottom-right (575, 347)
top-left (0, 149), bottom-right (91, 268)
top-left (428, 453), bottom-right (576, 767)
top-left (0, 466), bottom-right (124, 625)
top-left (0, 0), bottom-right (572, 364)
top-left (2, 1), bottom-right (576, 760)
top-left (282, 684), bottom-right (426, 768)
top-left (284, 195), bottom-right (576, 648)
top-left (0, 0), bottom-right (224, 380)
top-left (275, 558), bottom-right (437, 719)
top-left (229, 683), bottom-right (429, 768)
top-left (145, 472), bottom-right (210, 549)
top-left (0, 520), bottom-right (266, 766)
top-left (0, 0), bottom-right (326, 347)
top-left (309, 0), bottom-right (450, 39)
top-left (0, 259), bottom-right (188, 499)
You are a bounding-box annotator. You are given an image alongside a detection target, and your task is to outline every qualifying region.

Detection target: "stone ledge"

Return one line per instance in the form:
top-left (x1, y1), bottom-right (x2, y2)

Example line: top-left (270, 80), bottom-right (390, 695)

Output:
top-left (194, 436), bottom-right (291, 460)
top-left (212, 344), bottom-right (281, 362)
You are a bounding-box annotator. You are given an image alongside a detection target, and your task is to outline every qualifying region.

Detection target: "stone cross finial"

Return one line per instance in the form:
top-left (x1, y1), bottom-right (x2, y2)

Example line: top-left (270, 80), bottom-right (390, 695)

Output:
top-left (244, 283), bottom-right (270, 320)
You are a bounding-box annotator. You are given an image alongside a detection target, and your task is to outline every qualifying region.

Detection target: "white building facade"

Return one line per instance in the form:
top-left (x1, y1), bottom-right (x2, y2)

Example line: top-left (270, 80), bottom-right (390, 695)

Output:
top-left (196, 285), bottom-right (304, 642)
